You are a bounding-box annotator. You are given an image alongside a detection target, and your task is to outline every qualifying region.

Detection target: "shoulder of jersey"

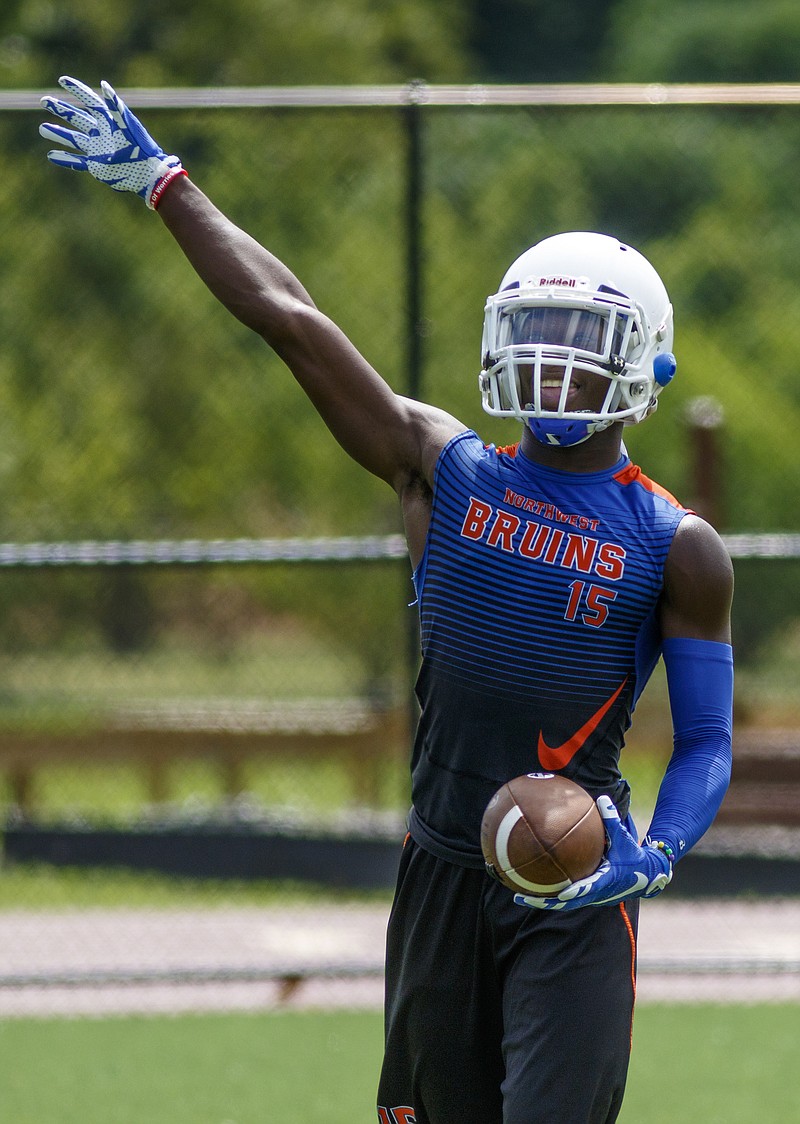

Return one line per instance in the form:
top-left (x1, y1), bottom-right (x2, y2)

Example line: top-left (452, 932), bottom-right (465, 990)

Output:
top-left (612, 462), bottom-right (687, 510)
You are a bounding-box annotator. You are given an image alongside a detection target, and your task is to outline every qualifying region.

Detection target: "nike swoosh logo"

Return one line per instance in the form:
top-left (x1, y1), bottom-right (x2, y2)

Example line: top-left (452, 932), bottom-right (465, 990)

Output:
top-left (537, 677), bottom-right (628, 771)
top-left (592, 872), bottom-right (649, 906)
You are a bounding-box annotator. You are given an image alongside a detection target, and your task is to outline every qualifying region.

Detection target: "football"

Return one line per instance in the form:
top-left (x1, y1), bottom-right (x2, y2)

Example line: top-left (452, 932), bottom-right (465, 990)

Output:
top-left (480, 773), bottom-right (606, 896)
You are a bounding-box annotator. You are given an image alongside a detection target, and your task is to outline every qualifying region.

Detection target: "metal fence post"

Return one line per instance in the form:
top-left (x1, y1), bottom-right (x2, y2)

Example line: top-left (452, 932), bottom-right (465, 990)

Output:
top-left (402, 81), bottom-right (427, 759)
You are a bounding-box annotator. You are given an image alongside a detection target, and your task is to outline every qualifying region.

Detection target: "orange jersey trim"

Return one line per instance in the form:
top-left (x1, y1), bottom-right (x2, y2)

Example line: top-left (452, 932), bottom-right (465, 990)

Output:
top-left (613, 462), bottom-right (687, 510)
top-left (619, 902), bottom-right (637, 1051)
top-left (489, 444), bottom-right (691, 518)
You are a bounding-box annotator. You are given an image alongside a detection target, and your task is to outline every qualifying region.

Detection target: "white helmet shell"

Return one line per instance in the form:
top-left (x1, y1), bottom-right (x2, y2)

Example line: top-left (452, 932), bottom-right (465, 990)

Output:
top-left (479, 232), bottom-right (676, 447)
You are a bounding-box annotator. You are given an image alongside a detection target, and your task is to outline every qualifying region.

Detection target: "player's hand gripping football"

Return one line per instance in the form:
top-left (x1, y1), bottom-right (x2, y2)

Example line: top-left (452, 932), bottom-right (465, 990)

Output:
top-left (39, 76), bottom-right (185, 210)
top-left (514, 795), bottom-right (673, 911)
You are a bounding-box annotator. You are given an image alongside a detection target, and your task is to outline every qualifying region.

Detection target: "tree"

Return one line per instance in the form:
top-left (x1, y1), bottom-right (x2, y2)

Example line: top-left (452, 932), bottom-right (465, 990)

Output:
top-left (604, 0), bottom-right (800, 83)
top-left (0, 0), bottom-right (474, 87)
top-left (468, 0), bottom-right (618, 83)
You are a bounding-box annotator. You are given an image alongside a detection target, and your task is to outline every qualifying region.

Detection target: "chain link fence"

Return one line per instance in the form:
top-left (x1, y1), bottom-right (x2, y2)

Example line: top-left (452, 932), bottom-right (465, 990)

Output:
top-left (0, 85), bottom-right (799, 1014)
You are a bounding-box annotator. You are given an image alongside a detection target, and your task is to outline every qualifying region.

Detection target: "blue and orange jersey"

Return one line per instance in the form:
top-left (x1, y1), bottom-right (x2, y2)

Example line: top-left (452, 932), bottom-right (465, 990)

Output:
top-left (408, 430), bottom-right (688, 867)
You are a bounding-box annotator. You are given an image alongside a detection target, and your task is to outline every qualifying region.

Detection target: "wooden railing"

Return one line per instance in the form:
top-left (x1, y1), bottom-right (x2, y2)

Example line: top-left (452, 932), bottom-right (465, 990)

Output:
top-left (0, 699), bottom-right (408, 816)
top-left (715, 729), bottom-right (800, 828)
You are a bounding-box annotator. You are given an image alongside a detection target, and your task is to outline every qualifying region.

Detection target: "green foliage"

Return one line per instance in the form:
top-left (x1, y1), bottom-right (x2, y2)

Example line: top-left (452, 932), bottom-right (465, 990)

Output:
top-left (469, 0), bottom-right (619, 83)
top-left (606, 0), bottom-right (800, 82)
top-left (0, 0), bottom-right (473, 87)
top-left (1, 1), bottom-right (799, 685)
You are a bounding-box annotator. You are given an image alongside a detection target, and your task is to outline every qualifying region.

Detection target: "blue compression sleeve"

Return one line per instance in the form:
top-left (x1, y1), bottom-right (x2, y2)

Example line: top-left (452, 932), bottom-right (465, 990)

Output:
top-left (644, 637), bottom-right (733, 863)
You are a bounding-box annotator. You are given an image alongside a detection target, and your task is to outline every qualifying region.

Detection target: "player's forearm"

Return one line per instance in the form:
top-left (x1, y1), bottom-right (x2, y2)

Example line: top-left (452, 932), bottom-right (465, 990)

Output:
top-left (156, 175), bottom-right (316, 344)
top-left (646, 637), bottom-right (733, 861)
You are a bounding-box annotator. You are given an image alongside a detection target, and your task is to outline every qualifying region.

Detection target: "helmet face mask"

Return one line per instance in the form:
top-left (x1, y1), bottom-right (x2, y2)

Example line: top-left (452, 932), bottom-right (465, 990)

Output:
top-left (479, 232), bottom-right (676, 448)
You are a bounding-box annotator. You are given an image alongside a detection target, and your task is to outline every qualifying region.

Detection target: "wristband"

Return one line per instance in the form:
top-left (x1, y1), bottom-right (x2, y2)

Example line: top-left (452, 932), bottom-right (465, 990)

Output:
top-left (149, 165), bottom-right (188, 211)
top-left (646, 839), bottom-right (675, 865)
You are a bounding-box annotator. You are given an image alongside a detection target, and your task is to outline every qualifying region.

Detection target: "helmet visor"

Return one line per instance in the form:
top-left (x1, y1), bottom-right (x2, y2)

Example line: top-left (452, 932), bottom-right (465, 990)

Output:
top-left (513, 306), bottom-right (603, 348)
top-left (503, 305), bottom-right (630, 359)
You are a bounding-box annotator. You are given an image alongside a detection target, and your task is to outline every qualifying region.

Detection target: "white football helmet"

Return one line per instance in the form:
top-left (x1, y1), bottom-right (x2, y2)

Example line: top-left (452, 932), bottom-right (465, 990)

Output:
top-left (479, 232), bottom-right (676, 447)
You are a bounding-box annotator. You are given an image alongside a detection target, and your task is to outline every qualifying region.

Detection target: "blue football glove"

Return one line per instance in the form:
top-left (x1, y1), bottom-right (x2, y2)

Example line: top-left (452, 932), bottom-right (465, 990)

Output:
top-left (514, 795), bottom-right (673, 912)
top-left (39, 76), bottom-right (185, 210)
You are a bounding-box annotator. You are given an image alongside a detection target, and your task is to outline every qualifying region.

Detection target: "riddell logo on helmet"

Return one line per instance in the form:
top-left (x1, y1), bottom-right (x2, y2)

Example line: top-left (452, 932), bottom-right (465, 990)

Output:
top-left (538, 275), bottom-right (577, 287)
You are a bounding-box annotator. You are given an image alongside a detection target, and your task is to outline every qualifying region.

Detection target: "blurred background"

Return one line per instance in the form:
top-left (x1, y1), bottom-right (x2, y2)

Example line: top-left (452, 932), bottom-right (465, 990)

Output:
top-left (0, 0), bottom-right (799, 1090)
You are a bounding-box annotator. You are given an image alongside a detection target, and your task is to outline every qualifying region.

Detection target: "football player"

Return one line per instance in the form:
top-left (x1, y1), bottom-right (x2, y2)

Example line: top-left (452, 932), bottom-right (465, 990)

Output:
top-left (41, 78), bottom-right (733, 1124)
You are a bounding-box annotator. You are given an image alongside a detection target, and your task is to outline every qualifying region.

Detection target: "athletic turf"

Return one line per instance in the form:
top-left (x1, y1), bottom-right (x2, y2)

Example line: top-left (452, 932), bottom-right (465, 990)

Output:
top-left (1, 1004), bottom-right (796, 1122)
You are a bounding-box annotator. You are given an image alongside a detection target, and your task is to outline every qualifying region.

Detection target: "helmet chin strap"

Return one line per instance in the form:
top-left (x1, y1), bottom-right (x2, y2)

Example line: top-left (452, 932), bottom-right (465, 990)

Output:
top-left (526, 415), bottom-right (613, 448)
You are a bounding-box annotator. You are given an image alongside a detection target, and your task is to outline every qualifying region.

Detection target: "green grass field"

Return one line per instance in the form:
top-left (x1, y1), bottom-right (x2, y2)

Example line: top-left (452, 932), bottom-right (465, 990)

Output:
top-left (2, 1004), bottom-right (798, 1123)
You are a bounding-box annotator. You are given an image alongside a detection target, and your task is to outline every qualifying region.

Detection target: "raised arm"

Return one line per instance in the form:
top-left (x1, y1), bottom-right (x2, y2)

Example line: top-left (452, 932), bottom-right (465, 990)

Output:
top-left (155, 176), bottom-right (464, 489)
top-left (39, 76), bottom-right (464, 496)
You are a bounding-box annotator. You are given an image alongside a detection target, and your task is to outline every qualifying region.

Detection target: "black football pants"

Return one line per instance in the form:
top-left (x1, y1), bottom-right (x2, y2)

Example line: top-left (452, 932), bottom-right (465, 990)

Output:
top-left (377, 837), bottom-right (639, 1124)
